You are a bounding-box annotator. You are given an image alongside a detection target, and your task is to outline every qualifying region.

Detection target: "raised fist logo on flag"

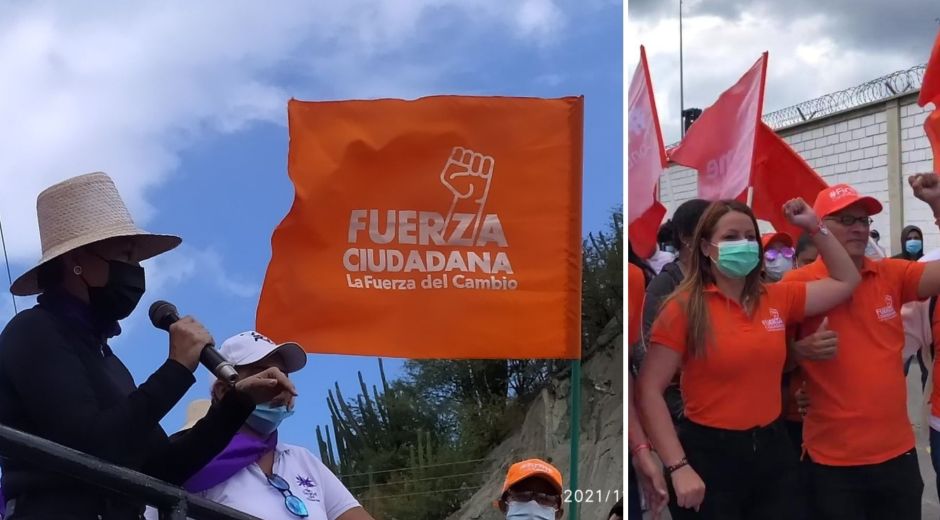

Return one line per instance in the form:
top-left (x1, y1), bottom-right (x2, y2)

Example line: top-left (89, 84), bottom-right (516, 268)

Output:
top-left (440, 146), bottom-right (496, 244)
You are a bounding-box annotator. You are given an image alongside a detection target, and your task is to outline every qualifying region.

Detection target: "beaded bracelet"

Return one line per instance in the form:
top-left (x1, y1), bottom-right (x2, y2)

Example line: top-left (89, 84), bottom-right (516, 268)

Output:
top-left (666, 458), bottom-right (689, 476)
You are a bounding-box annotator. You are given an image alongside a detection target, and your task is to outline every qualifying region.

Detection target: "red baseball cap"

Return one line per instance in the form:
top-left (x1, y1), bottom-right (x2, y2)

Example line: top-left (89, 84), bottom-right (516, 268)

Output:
top-left (762, 232), bottom-right (793, 249)
top-left (813, 184), bottom-right (883, 219)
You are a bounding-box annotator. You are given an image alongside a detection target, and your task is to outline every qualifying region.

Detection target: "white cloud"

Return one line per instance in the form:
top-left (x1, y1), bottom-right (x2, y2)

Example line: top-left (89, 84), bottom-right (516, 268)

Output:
top-left (0, 0), bottom-right (570, 269)
top-left (144, 245), bottom-right (257, 299)
top-left (628, 6), bottom-right (922, 145)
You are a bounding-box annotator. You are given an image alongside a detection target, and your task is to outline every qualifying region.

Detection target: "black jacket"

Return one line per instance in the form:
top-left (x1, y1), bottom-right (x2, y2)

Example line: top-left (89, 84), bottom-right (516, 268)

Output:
top-left (0, 303), bottom-right (255, 519)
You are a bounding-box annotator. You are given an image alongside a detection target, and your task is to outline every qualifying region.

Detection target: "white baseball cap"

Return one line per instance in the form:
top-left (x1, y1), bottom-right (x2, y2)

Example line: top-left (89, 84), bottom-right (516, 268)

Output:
top-left (219, 331), bottom-right (307, 373)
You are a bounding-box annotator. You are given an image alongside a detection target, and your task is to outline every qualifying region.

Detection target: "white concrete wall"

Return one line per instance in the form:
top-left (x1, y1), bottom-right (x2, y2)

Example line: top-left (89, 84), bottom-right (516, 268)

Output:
top-left (658, 93), bottom-right (936, 256)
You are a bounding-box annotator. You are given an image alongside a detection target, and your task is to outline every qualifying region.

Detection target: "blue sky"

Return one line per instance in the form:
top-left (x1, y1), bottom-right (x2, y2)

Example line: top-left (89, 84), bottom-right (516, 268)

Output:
top-left (0, 1), bottom-right (622, 456)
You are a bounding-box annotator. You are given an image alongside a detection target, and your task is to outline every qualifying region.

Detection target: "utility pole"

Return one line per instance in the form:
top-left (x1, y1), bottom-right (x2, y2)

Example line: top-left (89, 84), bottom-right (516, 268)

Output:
top-left (680, 0), bottom-right (685, 137)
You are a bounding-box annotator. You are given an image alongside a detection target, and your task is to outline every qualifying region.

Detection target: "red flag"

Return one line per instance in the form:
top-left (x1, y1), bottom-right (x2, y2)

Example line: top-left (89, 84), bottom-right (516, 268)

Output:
top-left (750, 122), bottom-right (828, 237)
top-left (628, 45), bottom-right (667, 224)
top-left (629, 200), bottom-right (666, 259)
top-left (925, 110), bottom-right (940, 173)
top-left (918, 28), bottom-right (940, 108)
top-left (669, 53), bottom-right (768, 201)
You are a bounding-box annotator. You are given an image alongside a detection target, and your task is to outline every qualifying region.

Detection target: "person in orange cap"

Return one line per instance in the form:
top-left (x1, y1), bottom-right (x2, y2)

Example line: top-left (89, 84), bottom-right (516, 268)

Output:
top-left (639, 198), bottom-right (860, 518)
top-left (495, 459), bottom-right (564, 520)
top-left (784, 174), bottom-right (940, 519)
top-left (761, 232), bottom-right (795, 282)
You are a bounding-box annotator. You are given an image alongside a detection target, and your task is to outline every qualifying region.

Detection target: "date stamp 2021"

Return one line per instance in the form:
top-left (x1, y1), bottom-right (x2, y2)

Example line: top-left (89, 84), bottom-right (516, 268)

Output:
top-left (562, 489), bottom-right (621, 504)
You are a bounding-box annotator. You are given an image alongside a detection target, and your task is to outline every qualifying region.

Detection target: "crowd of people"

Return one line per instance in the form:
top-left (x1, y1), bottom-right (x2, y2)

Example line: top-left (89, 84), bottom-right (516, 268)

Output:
top-left (0, 172), bottom-right (602, 520)
top-left (628, 172), bottom-right (940, 519)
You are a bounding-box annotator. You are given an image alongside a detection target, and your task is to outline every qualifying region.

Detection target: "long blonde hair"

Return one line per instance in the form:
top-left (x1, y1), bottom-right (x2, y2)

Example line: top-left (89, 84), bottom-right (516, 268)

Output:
top-left (665, 200), bottom-right (765, 358)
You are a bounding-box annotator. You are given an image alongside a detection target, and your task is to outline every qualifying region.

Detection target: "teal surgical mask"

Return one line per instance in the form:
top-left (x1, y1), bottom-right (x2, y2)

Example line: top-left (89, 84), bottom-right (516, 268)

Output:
top-left (245, 403), bottom-right (294, 436)
top-left (906, 239), bottom-right (923, 255)
top-left (711, 239), bottom-right (760, 278)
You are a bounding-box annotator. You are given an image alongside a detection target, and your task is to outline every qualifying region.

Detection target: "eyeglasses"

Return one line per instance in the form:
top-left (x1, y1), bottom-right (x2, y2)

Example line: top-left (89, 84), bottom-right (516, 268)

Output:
top-left (764, 247), bottom-right (795, 261)
top-left (267, 473), bottom-right (309, 518)
top-left (506, 490), bottom-right (561, 510)
top-left (825, 215), bottom-right (873, 227)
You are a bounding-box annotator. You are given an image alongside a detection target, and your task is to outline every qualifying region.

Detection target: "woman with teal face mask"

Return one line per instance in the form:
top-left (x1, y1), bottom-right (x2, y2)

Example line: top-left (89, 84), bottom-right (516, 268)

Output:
top-left (159, 332), bottom-right (376, 520)
top-left (892, 225), bottom-right (925, 261)
top-left (638, 199), bottom-right (861, 519)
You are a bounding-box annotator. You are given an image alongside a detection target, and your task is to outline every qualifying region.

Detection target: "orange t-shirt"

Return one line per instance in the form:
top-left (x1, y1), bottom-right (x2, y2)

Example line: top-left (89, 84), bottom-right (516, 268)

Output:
top-left (931, 305), bottom-right (940, 419)
top-left (649, 282), bottom-right (807, 430)
top-left (784, 258), bottom-right (926, 466)
top-left (628, 264), bottom-right (645, 345)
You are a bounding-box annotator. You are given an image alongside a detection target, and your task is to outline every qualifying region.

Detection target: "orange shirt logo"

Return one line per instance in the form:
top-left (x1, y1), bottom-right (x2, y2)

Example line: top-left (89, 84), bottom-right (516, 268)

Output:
top-left (875, 295), bottom-right (897, 322)
top-left (761, 308), bottom-right (785, 332)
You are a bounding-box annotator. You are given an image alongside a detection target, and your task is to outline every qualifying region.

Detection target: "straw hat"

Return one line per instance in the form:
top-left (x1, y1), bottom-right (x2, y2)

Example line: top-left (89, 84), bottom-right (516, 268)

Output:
top-left (180, 399), bottom-right (212, 432)
top-left (11, 172), bottom-right (181, 296)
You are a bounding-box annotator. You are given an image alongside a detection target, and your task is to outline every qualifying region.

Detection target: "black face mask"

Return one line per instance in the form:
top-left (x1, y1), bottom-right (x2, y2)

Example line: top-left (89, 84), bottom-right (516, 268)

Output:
top-left (86, 260), bottom-right (146, 322)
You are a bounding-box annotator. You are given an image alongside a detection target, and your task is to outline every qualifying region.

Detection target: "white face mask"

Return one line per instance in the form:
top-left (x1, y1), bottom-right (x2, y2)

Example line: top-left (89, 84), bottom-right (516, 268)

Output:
top-left (764, 257), bottom-right (793, 281)
top-left (507, 500), bottom-right (555, 520)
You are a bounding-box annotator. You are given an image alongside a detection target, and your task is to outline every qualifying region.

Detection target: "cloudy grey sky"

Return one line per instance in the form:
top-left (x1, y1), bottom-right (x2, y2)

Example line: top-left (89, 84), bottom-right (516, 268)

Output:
top-left (628, 0), bottom-right (940, 144)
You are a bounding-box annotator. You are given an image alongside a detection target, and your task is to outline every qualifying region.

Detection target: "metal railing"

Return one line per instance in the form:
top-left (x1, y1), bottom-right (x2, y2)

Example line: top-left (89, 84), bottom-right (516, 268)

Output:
top-left (0, 423), bottom-right (259, 520)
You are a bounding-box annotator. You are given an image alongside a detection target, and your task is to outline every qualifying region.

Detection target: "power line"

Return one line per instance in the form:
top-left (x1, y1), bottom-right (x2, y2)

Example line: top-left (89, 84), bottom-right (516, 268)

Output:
top-left (347, 470), bottom-right (490, 491)
top-left (336, 458), bottom-right (488, 479)
top-left (0, 214), bottom-right (16, 314)
top-left (362, 486), bottom-right (475, 501)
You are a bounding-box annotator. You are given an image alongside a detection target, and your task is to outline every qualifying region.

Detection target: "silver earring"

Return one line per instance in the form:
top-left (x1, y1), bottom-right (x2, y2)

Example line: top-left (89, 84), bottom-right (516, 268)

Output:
top-left (73, 266), bottom-right (83, 276)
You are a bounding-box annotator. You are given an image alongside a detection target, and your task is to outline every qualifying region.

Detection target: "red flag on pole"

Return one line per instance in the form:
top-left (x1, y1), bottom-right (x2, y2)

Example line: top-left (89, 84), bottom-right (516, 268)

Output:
top-left (629, 201), bottom-right (667, 259)
top-left (669, 53), bottom-right (768, 201)
top-left (750, 122), bottom-right (828, 237)
top-left (628, 45), bottom-right (667, 223)
top-left (920, 29), bottom-right (940, 173)
top-left (627, 45), bottom-right (668, 258)
top-left (925, 110), bottom-right (940, 173)
top-left (918, 28), bottom-right (940, 108)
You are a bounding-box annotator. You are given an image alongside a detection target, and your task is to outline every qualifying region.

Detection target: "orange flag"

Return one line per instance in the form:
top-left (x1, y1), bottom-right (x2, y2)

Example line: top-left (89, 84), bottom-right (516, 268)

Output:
top-left (257, 96), bottom-right (584, 359)
top-left (750, 122), bottom-right (828, 238)
top-left (918, 28), bottom-right (940, 108)
top-left (920, 29), bottom-right (940, 173)
top-left (669, 53), bottom-right (768, 201)
top-left (926, 110), bottom-right (940, 173)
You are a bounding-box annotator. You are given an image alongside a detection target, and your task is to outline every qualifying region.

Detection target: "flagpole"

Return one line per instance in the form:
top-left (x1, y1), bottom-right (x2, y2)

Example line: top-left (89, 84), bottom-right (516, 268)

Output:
top-left (568, 358), bottom-right (582, 520)
top-left (679, 0), bottom-right (685, 138)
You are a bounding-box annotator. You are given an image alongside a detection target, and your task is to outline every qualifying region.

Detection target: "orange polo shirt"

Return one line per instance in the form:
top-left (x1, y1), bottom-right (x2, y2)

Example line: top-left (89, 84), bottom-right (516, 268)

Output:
top-left (931, 307), bottom-right (940, 419)
top-left (649, 282), bottom-right (806, 430)
top-left (628, 264), bottom-right (645, 345)
top-left (784, 258), bottom-right (926, 466)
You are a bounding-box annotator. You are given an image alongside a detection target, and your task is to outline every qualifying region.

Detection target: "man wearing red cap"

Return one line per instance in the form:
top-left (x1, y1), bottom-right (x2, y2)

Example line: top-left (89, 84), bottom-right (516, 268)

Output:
top-left (495, 459), bottom-right (564, 520)
top-left (784, 174), bottom-right (940, 519)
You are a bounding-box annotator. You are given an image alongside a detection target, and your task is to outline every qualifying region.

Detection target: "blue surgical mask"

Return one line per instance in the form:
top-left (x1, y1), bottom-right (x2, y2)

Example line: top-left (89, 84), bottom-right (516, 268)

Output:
top-left (711, 239), bottom-right (760, 278)
top-left (906, 239), bottom-right (923, 255)
top-left (506, 500), bottom-right (555, 520)
top-left (245, 403), bottom-right (294, 436)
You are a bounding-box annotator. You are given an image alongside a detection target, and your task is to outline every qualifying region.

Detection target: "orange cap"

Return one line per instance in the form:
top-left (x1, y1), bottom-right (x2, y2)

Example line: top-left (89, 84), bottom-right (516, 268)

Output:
top-left (813, 184), bottom-right (883, 219)
top-left (761, 232), bottom-right (793, 249)
top-left (501, 459), bottom-right (563, 495)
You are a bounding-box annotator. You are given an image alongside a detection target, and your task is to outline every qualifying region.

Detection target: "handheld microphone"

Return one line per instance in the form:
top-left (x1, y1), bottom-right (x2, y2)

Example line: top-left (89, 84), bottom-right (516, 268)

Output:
top-left (148, 300), bottom-right (239, 384)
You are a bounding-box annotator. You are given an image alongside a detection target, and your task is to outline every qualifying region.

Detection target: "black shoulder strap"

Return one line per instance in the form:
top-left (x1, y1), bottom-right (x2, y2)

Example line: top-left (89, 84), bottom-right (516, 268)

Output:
top-left (930, 295), bottom-right (938, 361)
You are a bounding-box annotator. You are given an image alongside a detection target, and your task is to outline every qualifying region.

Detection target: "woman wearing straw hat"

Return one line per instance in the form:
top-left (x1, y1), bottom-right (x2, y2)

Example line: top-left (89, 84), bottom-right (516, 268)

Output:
top-left (0, 172), bottom-right (298, 519)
